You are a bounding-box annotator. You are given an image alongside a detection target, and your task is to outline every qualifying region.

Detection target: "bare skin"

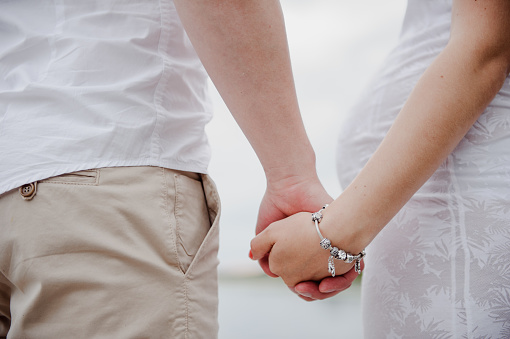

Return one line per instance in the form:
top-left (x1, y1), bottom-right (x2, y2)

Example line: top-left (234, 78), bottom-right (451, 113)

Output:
top-left (251, 0), bottom-right (510, 290)
top-left (173, 0), bottom-right (355, 300)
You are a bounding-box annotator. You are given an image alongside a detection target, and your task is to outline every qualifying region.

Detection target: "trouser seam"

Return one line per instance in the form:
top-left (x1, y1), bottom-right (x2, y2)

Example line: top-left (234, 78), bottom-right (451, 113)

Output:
top-left (184, 278), bottom-right (189, 339)
top-left (174, 174), bottom-right (184, 273)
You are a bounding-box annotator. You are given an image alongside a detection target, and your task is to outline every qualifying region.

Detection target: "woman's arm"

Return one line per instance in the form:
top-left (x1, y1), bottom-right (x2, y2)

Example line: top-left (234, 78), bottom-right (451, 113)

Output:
top-left (251, 0), bottom-right (510, 288)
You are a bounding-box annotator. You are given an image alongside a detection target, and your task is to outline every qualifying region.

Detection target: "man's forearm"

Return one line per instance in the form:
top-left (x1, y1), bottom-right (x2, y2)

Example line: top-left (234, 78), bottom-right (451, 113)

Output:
top-left (174, 0), bottom-right (317, 182)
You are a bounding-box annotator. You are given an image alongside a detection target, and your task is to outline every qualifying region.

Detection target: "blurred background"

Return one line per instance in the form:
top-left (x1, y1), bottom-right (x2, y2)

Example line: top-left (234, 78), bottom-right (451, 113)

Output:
top-left (206, 1), bottom-right (407, 338)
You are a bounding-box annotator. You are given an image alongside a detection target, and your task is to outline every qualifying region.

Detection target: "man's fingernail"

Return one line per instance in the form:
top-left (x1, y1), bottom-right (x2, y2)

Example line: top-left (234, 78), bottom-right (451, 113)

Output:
top-left (298, 292), bottom-right (312, 298)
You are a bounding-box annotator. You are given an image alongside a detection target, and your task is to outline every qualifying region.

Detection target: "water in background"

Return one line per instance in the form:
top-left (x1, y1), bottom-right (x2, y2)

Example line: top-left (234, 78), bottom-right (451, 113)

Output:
top-left (218, 275), bottom-right (363, 339)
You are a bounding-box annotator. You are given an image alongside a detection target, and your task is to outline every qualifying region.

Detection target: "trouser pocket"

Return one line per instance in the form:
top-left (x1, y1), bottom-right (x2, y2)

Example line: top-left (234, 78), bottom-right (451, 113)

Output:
top-left (172, 172), bottom-right (215, 274)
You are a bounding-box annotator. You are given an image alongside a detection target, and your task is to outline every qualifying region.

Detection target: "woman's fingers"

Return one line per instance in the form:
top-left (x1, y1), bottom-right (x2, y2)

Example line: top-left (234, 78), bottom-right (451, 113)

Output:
top-left (249, 227), bottom-right (275, 261)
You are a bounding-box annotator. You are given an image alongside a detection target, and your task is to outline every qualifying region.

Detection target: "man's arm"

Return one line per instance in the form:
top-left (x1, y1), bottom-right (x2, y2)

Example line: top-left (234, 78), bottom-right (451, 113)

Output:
top-left (173, 0), bottom-right (347, 300)
top-left (174, 0), bottom-right (316, 189)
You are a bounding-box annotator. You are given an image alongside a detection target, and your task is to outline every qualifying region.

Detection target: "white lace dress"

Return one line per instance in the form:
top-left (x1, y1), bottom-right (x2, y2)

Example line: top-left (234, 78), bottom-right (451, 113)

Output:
top-left (336, 1), bottom-right (510, 337)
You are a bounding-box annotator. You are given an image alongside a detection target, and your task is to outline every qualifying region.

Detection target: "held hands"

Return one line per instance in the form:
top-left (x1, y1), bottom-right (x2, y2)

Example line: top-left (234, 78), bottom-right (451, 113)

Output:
top-left (250, 211), bottom-right (357, 288)
top-left (254, 176), bottom-right (360, 300)
top-left (254, 176), bottom-right (333, 278)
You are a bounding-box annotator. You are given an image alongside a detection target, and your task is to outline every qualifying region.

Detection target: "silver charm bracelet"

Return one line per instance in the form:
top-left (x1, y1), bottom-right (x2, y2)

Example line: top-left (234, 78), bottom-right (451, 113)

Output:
top-left (312, 204), bottom-right (365, 277)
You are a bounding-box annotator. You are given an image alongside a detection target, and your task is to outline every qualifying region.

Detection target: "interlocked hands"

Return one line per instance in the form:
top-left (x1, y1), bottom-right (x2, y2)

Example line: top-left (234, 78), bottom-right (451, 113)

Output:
top-left (250, 176), bottom-right (361, 301)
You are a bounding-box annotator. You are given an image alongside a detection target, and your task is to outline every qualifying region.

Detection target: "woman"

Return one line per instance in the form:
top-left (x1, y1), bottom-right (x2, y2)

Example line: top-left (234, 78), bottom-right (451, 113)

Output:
top-left (251, 0), bottom-right (510, 337)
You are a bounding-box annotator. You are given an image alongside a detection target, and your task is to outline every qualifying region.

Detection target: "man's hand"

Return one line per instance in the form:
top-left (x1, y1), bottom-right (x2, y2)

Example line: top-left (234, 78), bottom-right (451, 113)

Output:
top-left (255, 174), bottom-right (360, 300)
top-left (255, 174), bottom-right (331, 277)
top-left (295, 263), bottom-right (363, 301)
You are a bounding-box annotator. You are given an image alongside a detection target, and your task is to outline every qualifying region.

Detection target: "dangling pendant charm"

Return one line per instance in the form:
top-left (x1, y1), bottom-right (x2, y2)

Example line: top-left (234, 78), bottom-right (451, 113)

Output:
top-left (328, 256), bottom-right (336, 277)
top-left (355, 258), bottom-right (361, 274)
top-left (355, 250), bottom-right (366, 274)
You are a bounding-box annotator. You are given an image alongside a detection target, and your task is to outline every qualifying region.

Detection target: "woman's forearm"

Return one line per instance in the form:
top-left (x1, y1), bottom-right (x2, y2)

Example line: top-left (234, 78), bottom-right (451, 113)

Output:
top-left (322, 0), bottom-right (510, 252)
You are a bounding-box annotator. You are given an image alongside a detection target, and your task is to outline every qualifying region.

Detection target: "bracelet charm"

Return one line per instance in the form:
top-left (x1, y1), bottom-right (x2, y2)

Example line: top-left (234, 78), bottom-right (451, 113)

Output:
top-left (312, 205), bottom-right (366, 276)
top-left (328, 256), bottom-right (336, 276)
top-left (320, 238), bottom-right (331, 250)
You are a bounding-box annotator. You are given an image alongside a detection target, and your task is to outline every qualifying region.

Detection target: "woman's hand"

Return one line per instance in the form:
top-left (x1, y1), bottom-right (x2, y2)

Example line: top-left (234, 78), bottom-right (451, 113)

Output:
top-left (250, 211), bottom-right (355, 288)
top-left (254, 175), bottom-right (364, 300)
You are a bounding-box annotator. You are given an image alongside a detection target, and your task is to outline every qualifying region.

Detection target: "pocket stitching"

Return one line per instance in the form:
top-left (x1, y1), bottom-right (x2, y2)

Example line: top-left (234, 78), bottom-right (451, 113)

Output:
top-left (174, 174), bottom-right (186, 274)
top-left (161, 168), bottom-right (182, 276)
top-left (39, 169), bottom-right (100, 186)
top-left (184, 174), bottom-right (220, 278)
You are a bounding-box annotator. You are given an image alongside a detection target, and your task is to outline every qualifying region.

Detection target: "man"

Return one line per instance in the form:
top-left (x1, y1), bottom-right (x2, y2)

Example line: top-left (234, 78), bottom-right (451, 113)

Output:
top-left (0, 0), bottom-right (355, 337)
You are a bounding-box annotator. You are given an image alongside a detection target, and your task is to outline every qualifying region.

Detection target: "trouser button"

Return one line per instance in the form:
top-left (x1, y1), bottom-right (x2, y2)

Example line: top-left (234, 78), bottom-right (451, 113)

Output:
top-left (20, 182), bottom-right (37, 200)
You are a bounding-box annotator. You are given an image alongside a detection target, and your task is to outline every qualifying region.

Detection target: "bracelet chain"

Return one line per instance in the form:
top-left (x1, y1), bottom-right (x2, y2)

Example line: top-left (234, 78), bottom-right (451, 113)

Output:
top-left (312, 204), bottom-right (365, 277)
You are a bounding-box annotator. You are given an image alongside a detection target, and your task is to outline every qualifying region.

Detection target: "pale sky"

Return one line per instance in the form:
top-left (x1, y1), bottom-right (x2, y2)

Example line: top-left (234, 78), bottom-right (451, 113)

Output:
top-left (206, 0), bottom-right (408, 275)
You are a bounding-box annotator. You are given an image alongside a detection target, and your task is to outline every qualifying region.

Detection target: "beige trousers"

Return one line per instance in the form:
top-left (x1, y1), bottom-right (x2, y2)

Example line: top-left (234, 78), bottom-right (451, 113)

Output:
top-left (0, 167), bottom-right (221, 339)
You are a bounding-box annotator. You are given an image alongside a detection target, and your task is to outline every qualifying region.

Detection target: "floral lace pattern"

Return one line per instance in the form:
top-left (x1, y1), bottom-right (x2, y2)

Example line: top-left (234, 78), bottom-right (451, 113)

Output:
top-left (336, 1), bottom-right (510, 337)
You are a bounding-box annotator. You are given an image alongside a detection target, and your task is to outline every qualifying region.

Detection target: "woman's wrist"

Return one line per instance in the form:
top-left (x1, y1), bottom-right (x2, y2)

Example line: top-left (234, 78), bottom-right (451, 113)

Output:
top-left (317, 202), bottom-right (373, 257)
top-left (311, 205), bottom-right (366, 275)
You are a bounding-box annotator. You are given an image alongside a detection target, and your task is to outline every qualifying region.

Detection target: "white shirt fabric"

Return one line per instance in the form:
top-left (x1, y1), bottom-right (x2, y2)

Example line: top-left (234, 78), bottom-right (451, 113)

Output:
top-left (0, 0), bottom-right (213, 195)
top-left (337, 0), bottom-right (510, 337)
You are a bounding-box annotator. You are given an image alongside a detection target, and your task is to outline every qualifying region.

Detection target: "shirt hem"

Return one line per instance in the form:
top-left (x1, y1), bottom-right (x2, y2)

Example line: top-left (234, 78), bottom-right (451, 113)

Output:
top-left (0, 158), bottom-right (210, 195)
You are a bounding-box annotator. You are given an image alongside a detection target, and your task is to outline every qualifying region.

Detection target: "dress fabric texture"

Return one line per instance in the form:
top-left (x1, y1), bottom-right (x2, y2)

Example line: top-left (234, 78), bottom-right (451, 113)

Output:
top-left (336, 0), bottom-right (510, 338)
